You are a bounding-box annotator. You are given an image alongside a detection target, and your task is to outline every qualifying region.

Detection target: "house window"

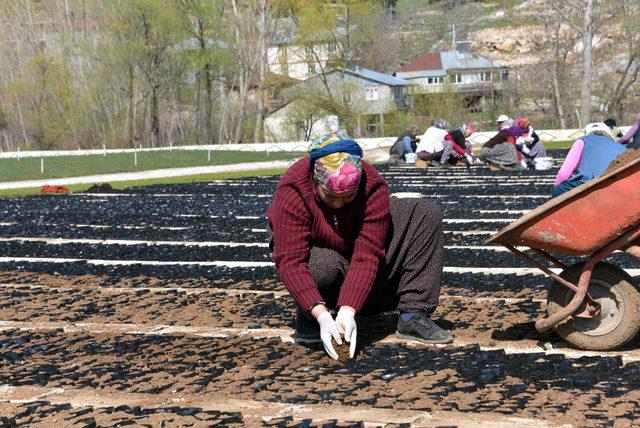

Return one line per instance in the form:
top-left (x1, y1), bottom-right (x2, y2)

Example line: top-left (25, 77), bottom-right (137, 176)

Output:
top-left (342, 92), bottom-right (352, 104)
top-left (483, 72), bottom-right (491, 82)
top-left (427, 77), bottom-right (443, 85)
top-left (328, 42), bottom-right (338, 53)
top-left (307, 63), bottom-right (316, 75)
top-left (453, 73), bottom-right (463, 84)
top-left (365, 86), bottom-right (379, 101)
top-left (501, 71), bottom-right (509, 81)
top-left (304, 43), bottom-right (314, 54)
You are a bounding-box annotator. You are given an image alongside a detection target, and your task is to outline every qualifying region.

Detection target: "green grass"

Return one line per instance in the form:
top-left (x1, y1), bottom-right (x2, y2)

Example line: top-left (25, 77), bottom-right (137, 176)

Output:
top-left (0, 167), bottom-right (289, 198)
top-left (0, 150), bottom-right (300, 182)
top-left (542, 140), bottom-right (573, 150)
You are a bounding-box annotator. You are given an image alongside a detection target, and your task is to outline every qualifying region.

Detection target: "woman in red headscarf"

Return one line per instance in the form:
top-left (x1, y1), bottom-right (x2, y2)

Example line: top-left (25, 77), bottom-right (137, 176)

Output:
top-left (514, 118), bottom-right (547, 168)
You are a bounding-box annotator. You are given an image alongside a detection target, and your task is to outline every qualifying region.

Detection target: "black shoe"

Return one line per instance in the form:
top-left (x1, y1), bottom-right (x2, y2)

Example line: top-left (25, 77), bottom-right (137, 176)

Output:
top-left (397, 313), bottom-right (453, 344)
top-left (293, 307), bottom-right (321, 343)
top-left (430, 160), bottom-right (451, 168)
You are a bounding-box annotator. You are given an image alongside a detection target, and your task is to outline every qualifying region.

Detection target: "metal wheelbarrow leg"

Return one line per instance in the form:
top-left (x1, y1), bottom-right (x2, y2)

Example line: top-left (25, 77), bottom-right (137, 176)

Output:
top-left (504, 224), bottom-right (640, 332)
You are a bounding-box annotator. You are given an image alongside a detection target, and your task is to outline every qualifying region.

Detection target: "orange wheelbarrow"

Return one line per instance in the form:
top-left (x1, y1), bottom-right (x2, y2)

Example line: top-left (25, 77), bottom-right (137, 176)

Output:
top-left (489, 158), bottom-right (640, 350)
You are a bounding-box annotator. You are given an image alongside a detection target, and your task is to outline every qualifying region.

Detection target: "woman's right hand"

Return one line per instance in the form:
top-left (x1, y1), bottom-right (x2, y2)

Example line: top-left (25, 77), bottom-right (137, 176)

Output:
top-left (315, 311), bottom-right (342, 360)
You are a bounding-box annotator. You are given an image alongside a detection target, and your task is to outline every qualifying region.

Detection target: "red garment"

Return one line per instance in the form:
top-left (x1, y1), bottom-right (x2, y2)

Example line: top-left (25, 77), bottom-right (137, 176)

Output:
top-left (267, 158), bottom-right (390, 313)
top-left (444, 134), bottom-right (466, 156)
top-left (507, 137), bottom-right (523, 161)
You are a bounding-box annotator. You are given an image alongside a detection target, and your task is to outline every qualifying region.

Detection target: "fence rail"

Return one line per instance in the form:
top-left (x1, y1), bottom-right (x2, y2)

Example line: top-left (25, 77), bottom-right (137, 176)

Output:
top-left (0, 127), bottom-right (630, 159)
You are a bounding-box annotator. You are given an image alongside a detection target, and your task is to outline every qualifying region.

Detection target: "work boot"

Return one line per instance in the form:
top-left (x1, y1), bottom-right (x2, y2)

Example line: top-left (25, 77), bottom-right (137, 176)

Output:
top-left (397, 312), bottom-right (453, 344)
top-left (293, 306), bottom-right (321, 343)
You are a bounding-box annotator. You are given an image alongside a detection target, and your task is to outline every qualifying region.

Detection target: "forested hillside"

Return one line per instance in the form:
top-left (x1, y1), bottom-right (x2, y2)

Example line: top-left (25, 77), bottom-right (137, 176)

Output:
top-left (0, 0), bottom-right (637, 150)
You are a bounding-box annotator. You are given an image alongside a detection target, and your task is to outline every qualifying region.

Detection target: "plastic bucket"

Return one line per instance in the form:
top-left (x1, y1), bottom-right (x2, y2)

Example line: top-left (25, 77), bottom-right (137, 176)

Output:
top-left (534, 157), bottom-right (553, 170)
top-left (405, 153), bottom-right (417, 164)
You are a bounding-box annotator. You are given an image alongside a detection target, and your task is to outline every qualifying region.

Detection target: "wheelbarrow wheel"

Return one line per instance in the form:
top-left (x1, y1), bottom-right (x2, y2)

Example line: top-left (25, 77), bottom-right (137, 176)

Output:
top-left (547, 262), bottom-right (640, 351)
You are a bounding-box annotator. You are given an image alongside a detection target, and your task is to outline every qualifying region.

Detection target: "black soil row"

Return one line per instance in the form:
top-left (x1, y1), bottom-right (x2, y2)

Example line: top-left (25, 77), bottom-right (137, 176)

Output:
top-left (0, 328), bottom-right (638, 425)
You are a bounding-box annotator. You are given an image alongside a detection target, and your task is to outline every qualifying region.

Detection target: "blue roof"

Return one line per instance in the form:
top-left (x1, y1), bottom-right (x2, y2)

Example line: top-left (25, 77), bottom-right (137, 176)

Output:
top-left (347, 66), bottom-right (408, 86)
top-left (440, 51), bottom-right (503, 70)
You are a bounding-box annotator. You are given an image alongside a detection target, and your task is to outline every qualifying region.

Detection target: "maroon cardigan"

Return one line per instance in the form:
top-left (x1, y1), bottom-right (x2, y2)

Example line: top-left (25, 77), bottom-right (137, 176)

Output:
top-left (267, 158), bottom-right (390, 313)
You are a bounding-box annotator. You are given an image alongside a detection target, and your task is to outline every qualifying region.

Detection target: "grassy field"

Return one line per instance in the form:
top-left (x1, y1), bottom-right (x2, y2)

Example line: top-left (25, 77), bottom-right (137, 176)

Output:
top-left (0, 150), bottom-right (300, 182)
top-left (542, 140), bottom-right (573, 150)
top-left (0, 141), bottom-right (573, 198)
top-left (0, 167), bottom-right (290, 198)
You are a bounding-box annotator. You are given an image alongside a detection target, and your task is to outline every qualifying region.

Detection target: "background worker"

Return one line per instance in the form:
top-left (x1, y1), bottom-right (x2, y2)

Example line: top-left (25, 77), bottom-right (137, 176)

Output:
top-left (415, 120), bottom-right (453, 167)
top-left (389, 125), bottom-right (420, 163)
top-left (552, 122), bottom-right (626, 197)
top-left (604, 118), bottom-right (623, 139)
top-left (268, 132), bottom-right (451, 360)
top-left (617, 114), bottom-right (640, 149)
top-left (496, 114), bottom-right (510, 130)
top-left (479, 122), bottom-right (526, 170)
top-left (445, 122), bottom-right (477, 165)
top-left (514, 117), bottom-right (546, 168)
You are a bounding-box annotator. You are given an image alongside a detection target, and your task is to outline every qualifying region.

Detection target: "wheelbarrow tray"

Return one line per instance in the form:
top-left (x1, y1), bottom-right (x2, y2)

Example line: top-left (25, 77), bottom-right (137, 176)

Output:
top-left (489, 157), bottom-right (640, 256)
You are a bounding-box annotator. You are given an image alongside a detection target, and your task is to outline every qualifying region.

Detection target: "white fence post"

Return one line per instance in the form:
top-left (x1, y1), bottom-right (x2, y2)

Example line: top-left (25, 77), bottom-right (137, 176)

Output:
top-left (134, 151), bottom-right (138, 167)
top-left (40, 158), bottom-right (44, 174)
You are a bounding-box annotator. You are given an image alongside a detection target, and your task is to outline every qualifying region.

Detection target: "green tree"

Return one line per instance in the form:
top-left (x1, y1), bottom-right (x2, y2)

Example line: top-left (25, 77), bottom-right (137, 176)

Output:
top-left (6, 53), bottom-right (77, 149)
top-left (104, 0), bottom-right (186, 147)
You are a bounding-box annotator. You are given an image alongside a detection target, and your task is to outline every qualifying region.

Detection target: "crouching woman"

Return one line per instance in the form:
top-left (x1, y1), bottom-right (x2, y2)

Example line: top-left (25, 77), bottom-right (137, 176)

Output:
top-left (552, 123), bottom-right (626, 197)
top-left (267, 132), bottom-right (452, 360)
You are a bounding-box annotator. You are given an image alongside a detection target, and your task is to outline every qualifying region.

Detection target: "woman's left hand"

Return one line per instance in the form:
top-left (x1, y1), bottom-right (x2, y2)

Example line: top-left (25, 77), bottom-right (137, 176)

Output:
top-left (336, 306), bottom-right (357, 358)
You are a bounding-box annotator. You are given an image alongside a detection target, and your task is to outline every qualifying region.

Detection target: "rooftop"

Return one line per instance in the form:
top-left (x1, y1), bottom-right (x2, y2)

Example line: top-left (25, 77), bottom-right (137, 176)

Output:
top-left (397, 51), bottom-right (504, 74)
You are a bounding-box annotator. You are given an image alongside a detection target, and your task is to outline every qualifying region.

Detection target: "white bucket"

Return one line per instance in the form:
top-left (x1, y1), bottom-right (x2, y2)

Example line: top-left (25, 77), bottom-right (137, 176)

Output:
top-left (405, 153), bottom-right (417, 164)
top-left (534, 157), bottom-right (553, 170)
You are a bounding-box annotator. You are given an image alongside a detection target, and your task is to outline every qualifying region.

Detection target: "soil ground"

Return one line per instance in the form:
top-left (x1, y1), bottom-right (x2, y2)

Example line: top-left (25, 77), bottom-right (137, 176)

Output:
top-left (0, 153), bottom-right (639, 427)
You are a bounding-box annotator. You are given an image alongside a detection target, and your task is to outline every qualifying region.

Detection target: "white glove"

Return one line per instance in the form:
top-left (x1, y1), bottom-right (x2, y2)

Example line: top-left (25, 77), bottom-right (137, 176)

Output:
top-left (520, 159), bottom-right (528, 169)
top-left (466, 154), bottom-right (474, 164)
top-left (521, 144), bottom-right (531, 155)
top-left (317, 311), bottom-right (341, 360)
top-left (335, 306), bottom-right (357, 358)
top-left (524, 136), bottom-right (534, 144)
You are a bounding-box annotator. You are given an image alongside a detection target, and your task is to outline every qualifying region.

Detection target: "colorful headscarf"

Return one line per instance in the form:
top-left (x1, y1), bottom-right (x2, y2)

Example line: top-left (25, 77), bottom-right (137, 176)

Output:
top-left (308, 131), bottom-right (363, 195)
top-left (460, 122), bottom-right (476, 137)
top-left (514, 117), bottom-right (530, 131)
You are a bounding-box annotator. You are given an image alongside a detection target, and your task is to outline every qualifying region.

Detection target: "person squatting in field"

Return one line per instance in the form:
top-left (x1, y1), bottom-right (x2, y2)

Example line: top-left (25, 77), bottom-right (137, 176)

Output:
top-left (617, 113), bottom-right (640, 149)
top-left (513, 117), bottom-right (547, 168)
top-left (415, 120), bottom-right (458, 167)
top-left (444, 122), bottom-right (479, 166)
top-left (479, 120), bottom-right (529, 170)
top-left (388, 125), bottom-right (420, 164)
top-left (267, 131), bottom-right (452, 360)
top-left (552, 122), bottom-right (627, 197)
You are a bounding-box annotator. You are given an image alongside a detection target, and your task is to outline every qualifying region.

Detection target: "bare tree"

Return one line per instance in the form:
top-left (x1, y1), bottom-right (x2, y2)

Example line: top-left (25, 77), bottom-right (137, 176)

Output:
top-left (547, 0), bottom-right (614, 126)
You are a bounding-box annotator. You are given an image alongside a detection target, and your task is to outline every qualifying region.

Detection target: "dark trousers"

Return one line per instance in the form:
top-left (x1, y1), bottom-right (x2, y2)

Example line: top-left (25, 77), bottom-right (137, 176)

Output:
top-left (308, 197), bottom-right (444, 315)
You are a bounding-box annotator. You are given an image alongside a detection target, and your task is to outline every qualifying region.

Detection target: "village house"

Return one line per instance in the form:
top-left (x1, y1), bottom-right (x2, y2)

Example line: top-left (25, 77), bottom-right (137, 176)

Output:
top-left (395, 42), bottom-right (508, 111)
top-left (264, 66), bottom-right (408, 143)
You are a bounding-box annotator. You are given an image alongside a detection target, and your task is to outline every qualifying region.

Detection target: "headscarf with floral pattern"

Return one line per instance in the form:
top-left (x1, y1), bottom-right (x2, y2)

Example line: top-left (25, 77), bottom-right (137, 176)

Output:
top-left (308, 131), bottom-right (363, 195)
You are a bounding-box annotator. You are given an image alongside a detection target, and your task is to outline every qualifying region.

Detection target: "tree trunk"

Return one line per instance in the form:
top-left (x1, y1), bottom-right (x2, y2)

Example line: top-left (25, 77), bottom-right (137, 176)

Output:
top-left (127, 66), bottom-right (135, 147)
top-left (151, 85), bottom-right (160, 147)
top-left (579, 0), bottom-right (593, 126)
top-left (552, 23), bottom-right (566, 129)
top-left (254, 0), bottom-right (266, 145)
top-left (204, 62), bottom-right (213, 145)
